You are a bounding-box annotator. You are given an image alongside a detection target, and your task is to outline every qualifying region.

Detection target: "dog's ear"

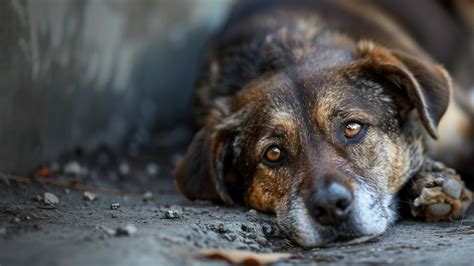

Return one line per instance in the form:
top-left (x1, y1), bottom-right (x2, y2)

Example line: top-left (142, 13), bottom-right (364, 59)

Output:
top-left (354, 41), bottom-right (451, 139)
top-left (174, 101), bottom-right (243, 205)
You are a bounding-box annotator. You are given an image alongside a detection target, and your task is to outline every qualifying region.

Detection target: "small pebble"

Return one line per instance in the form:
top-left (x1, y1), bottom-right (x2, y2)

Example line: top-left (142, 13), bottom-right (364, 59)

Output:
top-left (13, 217), bottom-right (21, 223)
top-left (146, 163), bottom-right (160, 176)
top-left (0, 227), bottom-right (6, 236)
top-left (164, 210), bottom-right (180, 219)
top-left (115, 225), bottom-right (137, 236)
top-left (44, 192), bottom-right (59, 206)
top-left (111, 214), bottom-right (119, 218)
top-left (111, 203), bottom-right (120, 210)
top-left (64, 188), bottom-right (70, 194)
top-left (83, 191), bottom-right (97, 201)
top-left (63, 161), bottom-right (82, 176)
top-left (142, 191), bottom-right (153, 202)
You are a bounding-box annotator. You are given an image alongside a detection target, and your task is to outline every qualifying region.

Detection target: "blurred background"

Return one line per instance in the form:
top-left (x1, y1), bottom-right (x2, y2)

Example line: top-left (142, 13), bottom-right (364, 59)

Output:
top-left (0, 0), bottom-right (235, 175)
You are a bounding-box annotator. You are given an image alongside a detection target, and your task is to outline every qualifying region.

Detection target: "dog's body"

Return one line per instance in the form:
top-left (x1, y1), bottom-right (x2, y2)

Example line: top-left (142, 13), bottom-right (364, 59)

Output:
top-left (175, 0), bottom-right (473, 247)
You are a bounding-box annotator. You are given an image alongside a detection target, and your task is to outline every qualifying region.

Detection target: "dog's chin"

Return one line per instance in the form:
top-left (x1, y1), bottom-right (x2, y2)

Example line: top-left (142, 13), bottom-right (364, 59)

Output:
top-left (277, 189), bottom-right (396, 248)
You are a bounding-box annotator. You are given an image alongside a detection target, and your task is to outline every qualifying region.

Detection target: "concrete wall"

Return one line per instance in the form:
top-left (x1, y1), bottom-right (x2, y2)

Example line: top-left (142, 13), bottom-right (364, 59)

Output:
top-left (0, 0), bottom-right (233, 174)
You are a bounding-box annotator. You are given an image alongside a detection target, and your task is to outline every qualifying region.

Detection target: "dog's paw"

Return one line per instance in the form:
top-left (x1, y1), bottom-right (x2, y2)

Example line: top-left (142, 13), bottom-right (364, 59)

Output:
top-left (410, 161), bottom-right (472, 222)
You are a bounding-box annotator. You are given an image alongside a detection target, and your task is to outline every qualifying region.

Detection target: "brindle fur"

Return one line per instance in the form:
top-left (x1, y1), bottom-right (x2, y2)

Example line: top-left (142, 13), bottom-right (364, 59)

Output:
top-left (174, 0), bottom-right (473, 247)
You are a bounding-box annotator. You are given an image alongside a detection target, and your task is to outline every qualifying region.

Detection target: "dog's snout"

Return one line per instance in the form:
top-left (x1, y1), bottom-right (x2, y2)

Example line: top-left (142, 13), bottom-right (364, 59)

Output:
top-left (307, 182), bottom-right (353, 225)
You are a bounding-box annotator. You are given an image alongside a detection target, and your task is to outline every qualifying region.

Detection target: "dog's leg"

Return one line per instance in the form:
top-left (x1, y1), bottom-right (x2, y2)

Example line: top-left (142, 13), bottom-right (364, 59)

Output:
top-left (407, 159), bottom-right (472, 222)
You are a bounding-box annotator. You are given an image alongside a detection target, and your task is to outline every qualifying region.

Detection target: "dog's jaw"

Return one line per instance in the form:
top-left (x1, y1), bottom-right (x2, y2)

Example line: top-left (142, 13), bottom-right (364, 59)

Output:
top-left (351, 183), bottom-right (396, 236)
top-left (277, 182), bottom-right (396, 247)
top-left (276, 196), bottom-right (331, 247)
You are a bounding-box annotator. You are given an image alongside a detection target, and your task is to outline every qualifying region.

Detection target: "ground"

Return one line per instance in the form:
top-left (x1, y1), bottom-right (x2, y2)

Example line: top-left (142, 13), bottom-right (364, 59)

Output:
top-left (1, 126), bottom-right (473, 265)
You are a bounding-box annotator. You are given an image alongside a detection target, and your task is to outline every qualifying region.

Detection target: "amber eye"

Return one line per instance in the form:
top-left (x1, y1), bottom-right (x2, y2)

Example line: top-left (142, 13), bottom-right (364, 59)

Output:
top-left (263, 145), bottom-right (285, 163)
top-left (344, 122), bottom-right (362, 138)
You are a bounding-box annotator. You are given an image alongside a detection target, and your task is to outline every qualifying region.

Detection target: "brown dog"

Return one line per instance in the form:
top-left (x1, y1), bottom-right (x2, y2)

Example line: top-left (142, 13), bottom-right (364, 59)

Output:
top-left (175, 0), bottom-right (473, 247)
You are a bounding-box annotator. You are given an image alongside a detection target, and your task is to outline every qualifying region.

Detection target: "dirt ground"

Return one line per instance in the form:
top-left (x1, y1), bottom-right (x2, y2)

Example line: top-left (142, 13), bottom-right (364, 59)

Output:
top-left (1, 126), bottom-right (474, 266)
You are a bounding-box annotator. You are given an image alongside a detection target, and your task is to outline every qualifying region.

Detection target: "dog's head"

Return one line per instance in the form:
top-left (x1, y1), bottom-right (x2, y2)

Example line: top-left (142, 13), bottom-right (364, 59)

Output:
top-left (175, 38), bottom-right (451, 247)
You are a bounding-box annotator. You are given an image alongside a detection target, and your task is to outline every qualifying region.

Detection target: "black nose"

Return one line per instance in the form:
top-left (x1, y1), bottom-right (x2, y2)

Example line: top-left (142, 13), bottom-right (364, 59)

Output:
top-left (307, 182), bottom-right (353, 225)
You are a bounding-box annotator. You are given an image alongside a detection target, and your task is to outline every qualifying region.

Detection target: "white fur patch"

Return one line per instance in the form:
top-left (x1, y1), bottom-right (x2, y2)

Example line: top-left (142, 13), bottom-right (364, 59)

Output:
top-left (351, 183), bottom-right (394, 236)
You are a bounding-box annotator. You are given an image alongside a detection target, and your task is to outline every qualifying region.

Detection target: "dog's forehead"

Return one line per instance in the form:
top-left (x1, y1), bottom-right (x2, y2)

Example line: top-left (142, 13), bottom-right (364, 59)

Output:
top-left (234, 59), bottom-right (394, 139)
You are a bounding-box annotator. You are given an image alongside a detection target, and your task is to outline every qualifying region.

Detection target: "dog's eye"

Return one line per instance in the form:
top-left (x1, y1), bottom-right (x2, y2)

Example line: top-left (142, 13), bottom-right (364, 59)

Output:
top-left (344, 122), bottom-right (362, 138)
top-left (341, 121), bottom-right (368, 143)
top-left (263, 145), bottom-right (285, 165)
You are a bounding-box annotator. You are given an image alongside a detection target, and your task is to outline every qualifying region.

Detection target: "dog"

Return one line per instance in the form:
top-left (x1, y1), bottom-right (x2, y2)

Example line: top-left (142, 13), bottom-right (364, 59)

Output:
top-left (174, 0), bottom-right (473, 247)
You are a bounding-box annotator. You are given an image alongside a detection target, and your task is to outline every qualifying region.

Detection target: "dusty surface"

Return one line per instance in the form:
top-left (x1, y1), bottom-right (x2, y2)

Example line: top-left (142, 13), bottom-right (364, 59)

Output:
top-left (1, 127), bottom-right (474, 266)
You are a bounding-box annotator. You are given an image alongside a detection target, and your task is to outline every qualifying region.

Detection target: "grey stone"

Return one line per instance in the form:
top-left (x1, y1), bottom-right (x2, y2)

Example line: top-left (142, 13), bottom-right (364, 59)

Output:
top-left (164, 210), bottom-right (180, 219)
top-left (44, 192), bottom-right (59, 206)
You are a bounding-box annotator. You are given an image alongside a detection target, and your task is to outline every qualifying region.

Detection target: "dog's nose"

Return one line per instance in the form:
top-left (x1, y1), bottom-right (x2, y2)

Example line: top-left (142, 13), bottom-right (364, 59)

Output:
top-left (307, 182), bottom-right (353, 225)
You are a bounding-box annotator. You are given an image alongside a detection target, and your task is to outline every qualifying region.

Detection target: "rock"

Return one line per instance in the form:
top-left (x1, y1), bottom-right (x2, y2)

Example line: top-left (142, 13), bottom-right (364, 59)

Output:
top-left (164, 209), bottom-right (180, 219)
top-left (146, 163), bottom-right (160, 176)
top-left (13, 217), bottom-right (21, 223)
top-left (83, 191), bottom-right (97, 201)
top-left (0, 227), bottom-right (6, 236)
top-left (63, 161), bottom-right (82, 176)
top-left (111, 203), bottom-right (120, 210)
top-left (142, 191), bottom-right (153, 202)
top-left (44, 192), bottom-right (59, 206)
top-left (64, 188), bottom-right (70, 194)
top-left (115, 225), bottom-right (137, 236)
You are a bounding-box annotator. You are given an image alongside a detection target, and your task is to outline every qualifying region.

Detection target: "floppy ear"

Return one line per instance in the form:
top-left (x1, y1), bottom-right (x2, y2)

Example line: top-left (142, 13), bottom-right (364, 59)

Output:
top-left (174, 103), bottom-right (242, 205)
top-left (355, 41), bottom-right (452, 139)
